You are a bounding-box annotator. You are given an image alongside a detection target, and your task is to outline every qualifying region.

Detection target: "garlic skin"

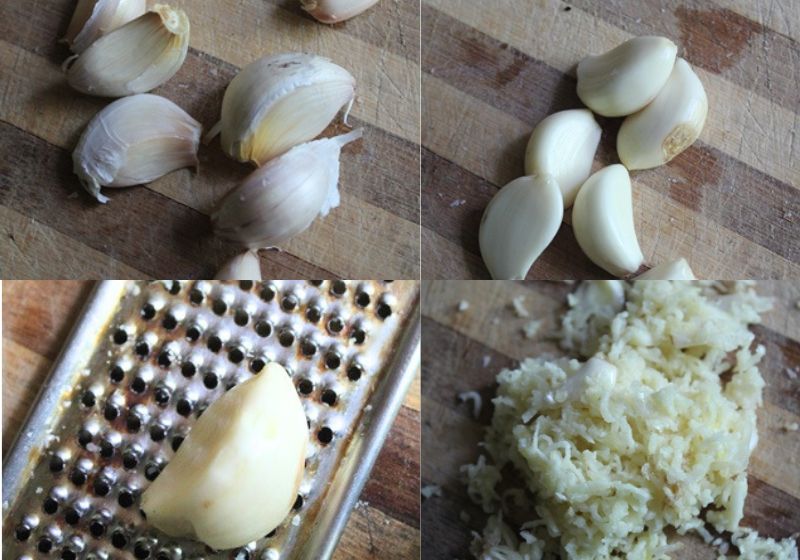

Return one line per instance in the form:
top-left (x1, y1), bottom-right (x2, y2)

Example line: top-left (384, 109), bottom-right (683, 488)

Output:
top-left (572, 164), bottom-right (643, 277)
top-left (65, 4), bottom-right (190, 97)
top-left (577, 36), bottom-right (677, 117)
top-left (72, 93), bottom-right (201, 203)
top-left (300, 0), bottom-right (380, 23)
top-left (479, 174), bottom-right (564, 280)
top-left (141, 362), bottom-right (308, 550)
top-left (64, 0), bottom-right (146, 54)
top-left (617, 58), bottom-right (708, 170)
top-left (212, 129), bottom-right (362, 248)
top-left (215, 251), bottom-right (262, 281)
top-left (208, 53), bottom-right (356, 166)
top-left (524, 109), bottom-right (601, 208)
top-left (635, 258), bottom-right (696, 280)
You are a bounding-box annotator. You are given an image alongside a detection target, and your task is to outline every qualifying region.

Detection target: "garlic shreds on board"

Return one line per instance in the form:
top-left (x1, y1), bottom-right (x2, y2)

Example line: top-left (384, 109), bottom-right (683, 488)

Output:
top-left (212, 129), bottom-right (363, 248)
top-left (300, 0), bottom-right (380, 23)
top-left (215, 250), bottom-right (262, 281)
top-left (206, 53), bottom-right (356, 166)
top-left (65, 4), bottom-right (190, 97)
top-left (72, 93), bottom-right (201, 203)
top-left (63, 0), bottom-right (146, 54)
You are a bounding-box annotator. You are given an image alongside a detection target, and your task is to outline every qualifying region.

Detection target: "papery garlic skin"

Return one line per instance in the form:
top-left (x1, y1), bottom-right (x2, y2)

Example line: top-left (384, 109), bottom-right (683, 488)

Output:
top-left (64, 0), bottom-right (147, 54)
top-left (479, 174), bottom-right (564, 280)
top-left (212, 129), bottom-right (362, 248)
top-left (572, 164), bottom-right (644, 277)
top-left (577, 36), bottom-right (677, 117)
top-left (524, 109), bottom-right (601, 208)
top-left (635, 258), bottom-right (696, 280)
top-left (300, 0), bottom-right (380, 23)
top-left (141, 362), bottom-right (308, 550)
top-left (617, 58), bottom-right (708, 170)
top-left (210, 53), bottom-right (356, 165)
top-left (73, 94), bottom-right (201, 203)
top-left (65, 4), bottom-right (190, 97)
top-left (215, 251), bottom-right (262, 281)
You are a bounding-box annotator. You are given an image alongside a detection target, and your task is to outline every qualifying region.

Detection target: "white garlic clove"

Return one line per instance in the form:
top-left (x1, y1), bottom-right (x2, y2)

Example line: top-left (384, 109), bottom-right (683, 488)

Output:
top-left (212, 129), bottom-right (363, 248)
top-left (571, 164), bottom-right (644, 277)
top-left (617, 58), bottom-right (708, 170)
top-left (635, 258), bottom-right (696, 280)
top-left (64, 0), bottom-right (146, 54)
top-left (207, 53), bottom-right (356, 166)
top-left (72, 93), bottom-right (201, 203)
top-left (300, 0), bottom-right (380, 23)
top-left (577, 36), bottom-right (677, 117)
top-left (215, 250), bottom-right (263, 281)
top-left (141, 362), bottom-right (308, 550)
top-left (65, 4), bottom-right (190, 97)
top-left (479, 174), bottom-right (564, 280)
top-left (524, 109), bottom-right (601, 208)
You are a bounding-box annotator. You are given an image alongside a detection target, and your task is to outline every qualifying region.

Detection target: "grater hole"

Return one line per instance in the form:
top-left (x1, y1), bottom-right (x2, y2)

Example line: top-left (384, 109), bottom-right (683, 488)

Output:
top-left (309, 280), bottom-right (323, 286)
top-left (43, 498), bottom-right (58, 514)
top-left (150, 424), bottom-right (166, 442)
top-left (351, 328), bottom-right (366, 345)
top-left (255, 320), bottom-right (272, 337)
top-left (325, 352), bottom-right (341, 370)
top-left (239, 280), bottom-right (254, 291)
top-left (321, 389), bottom-right (337, 406)
top-left (347, 364), bottom-right (363, 381)
top-left (64, 507), bottom-right (80, 525)
top-left (260, 284), bottom-right (276, 302)
top-left (181, 362), bottom-right (196, 377)
top-left (118, 490), bottom-right (135, 508)
top-left (89, 520), bottom-right (105, 537)
top-left (293, 494), bottom-right (304, 510)
top-left (189, 289), bottom-right (204, 305)
top-left (104, 403), bottom-right (119, 421)
top-left (122, 451), bottom-right (139, 470)
top-left (331, 280), bottom-right (347, 296)
top-left (235, 549), bottom-right (251, 560)
top-left (250, 358), bottom-right (265, 373)
top-left (306, 305), bottom-right (322, 323)
top-left (111, 530), bottom-right (128, 548)
top-left (135, 341), bottom-right (150, 358)
top-left (38, 537), bottom-right (53, 553)
top-left (266, 529), bottom-right (277, 538)
top-left (81, 391), bottom-right (95, 407)
top-left (298, 379), bottom-right (313, 395)
top-left (134, 542), bottom-right (152, 559)
top-left (77, 429), bottom-right (92, 448)
top-left (327, 317), bottom-right (344, 334)
top-left (158, 351), bottom-right (171, 367)
top-left (93, 479), bottom-right (110, 497)
top-left (278, 329), bottom-right (295, 347)
top-left (62, 548), bottom-right (77, 560)
top-left (154, 387), bottom-right (171, 406)
top-left (145, 463), bottom-right (162, 481)
top-left (100, 440), bottom-right (115, 458)
top-left (169, 281), bottom-right (181, 295)
top-left (186, 325), bottom-right (201, 341)
top-left (281, 294), bottom-right (298, 312)
top-left (377, 302), bottom-right (392, 319)
top-left (234, 309), bottom-right (249, 326)
top-left (131, 377), bottom-right (147, 394)
top-left (70, 469), bottom-right (86, 486)
top-left (109, 365), bottom-right (125, 383)
top-left (172, 436), bottom-right (184, 452)
top-left (162, 314), bottom-right (177, 331)
top-left (141, 303), bottom-right (156, 320)
top-left (317, 427), bottom-right (334, 444)
top-left (213, 300), bottom-right (228, 316)
top-left (229, 347), bottom-right (245, 363)
top-left (207, 336), bottom-right (222, 353)
top-left (126, 414), bottom-right (141, 433)
top-left (50, 455), bottom-right (64, 473)
top-left (15, 524), bottom-right (31, 541)
top-left (301, 339), bottom-right (317, 357)
top-left (177, 399), bottom-right (192, 417)
top-left (113, 329), bottom-right (128, 345)
top-left (356, 292), bottom-right (371, 308)
top-left (203, 372), bottom-right (218, 389)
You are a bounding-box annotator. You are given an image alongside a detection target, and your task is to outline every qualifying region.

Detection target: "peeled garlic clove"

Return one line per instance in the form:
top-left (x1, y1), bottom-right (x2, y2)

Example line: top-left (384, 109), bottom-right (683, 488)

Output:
top-left (577, 36), bottom-right (677, 117)
top-left (212, 129), bottom-right (362, 247)
top-left (215, 250), bottom-right (262, 281)
top-left (64, 0), bottom-right (146, 54)
top-left (65, 4), bottom-right (190, 97)
top-left (208, 53), bottom-right (356, 165)
top-left (617, 58), bottom-right (708, 170)
top-left (524, 109), bottom-right (601, 208)
top-left (73, 93), bottom-right (201, 203)
top-left (572, 164), bottom-right (643, 277)
top-left (635, 258), bottom-right (696, 280)
top-left (141, 362), bottom-right (308, 550)
top-left (479, 174), bottom-right (564, 280)
top-left (300, 0), bottom-right (380, 23)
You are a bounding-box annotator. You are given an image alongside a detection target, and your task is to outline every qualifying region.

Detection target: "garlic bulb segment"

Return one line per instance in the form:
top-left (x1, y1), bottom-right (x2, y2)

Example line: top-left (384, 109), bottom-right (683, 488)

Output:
top-left (65, 4), bottom-right (190, 97)
top-left (212, 129), bottom-right (363, 248)
top-left (576, 36), bottom-right (677, 117)
top-left (209, 53), bottom-right (356, 165)
top-left (141, 362), bottom-right (308, 550)
top-left (572, 164), bottom-right (643, 277)
top-left (524, 109), bottom-right (601, 208)
top-left (617, 58), bottom-right (708, 170)
top-left (479, 174), bottom-right (564, 280)
top-left (215, 250), bottom-right (262, 281)
top-left (300, 0), bottom-right (380, 23)
top-left (72, 94), bottom-right (201, 203)
top-left (635, 258), bottom-right (696, 280)
top-left (64, 0), bottom-right (146, 54)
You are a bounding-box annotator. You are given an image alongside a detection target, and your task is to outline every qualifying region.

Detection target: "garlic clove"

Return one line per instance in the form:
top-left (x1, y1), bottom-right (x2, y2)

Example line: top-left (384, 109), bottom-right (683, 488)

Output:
top-left (72, 93), bottom-right (201, 203)
top-left (571, 164), bottom-right (644, 277)
top-left (65, 4), bottom-right (190, 97)
top-left (300, 0), bottom-right (380, 23)
top-left (141, 362), bottom-right (308, 550)
top-left (524, 109), bottom-right (601, 208)
top-left (215, 250), bottom-right (263, 281)
top-left (617, 58), bottom-right (708, 170)
top-left (212, 129), bottom-right (363, 248)
top-left (635, 258), bottom-right (696, 280)
top-left (64, 0), bottom-right (147, 54)
top-left (207, 53), bottom-right (356, 166)
top-left (479, 174), bottom-right (564, 280)
top-left (577, 36), bottom-right (677, 117)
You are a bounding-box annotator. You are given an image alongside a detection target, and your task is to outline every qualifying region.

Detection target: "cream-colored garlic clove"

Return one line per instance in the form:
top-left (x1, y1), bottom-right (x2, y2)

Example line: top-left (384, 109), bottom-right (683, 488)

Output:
top-left (479, 174), bottom-right (564, 280)
top-left (141, 362), bottom-right (308, 550)
top-left (65, 4), bottom-right (190, 97)
top-left (64, 0), bottom-right (146, 54)
top-left (617, 58), bottom-right (708, 170)
top-left (215, 250), bottom-right (262, 281)
top-left (300, 0), bottom-right (380, 23)
top-left (572, 164), bottom-right (643, 277)
top-left (524, 109), bottom-right (601, 208)
top-left (212, 129), bottom-right (362, 248)
top-left (577, 36), bottom-right (677, 117)
top-left (635, 258), bottom-right (696, 280)
top-left (206, 53), bottom-right (356, 166)
top-left (72, 93), bottom-right (201, 203)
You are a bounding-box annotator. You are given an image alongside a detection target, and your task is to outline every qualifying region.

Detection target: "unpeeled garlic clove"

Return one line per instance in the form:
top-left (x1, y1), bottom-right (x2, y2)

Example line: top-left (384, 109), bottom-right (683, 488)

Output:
top-left (571, 164), bottom-right (643, 277)
top-left (300, 0), bottom-right (380, 23)
top-left (212, 129), bottom-right (363, 248)
top-left (215, 250), bottom-right (262, 281)
top-left (72, 93), bottom-right (201, 203)
top-left (479, 174), bottom-right (564, 280)
top-left (64, 0), bottom-right (146, 54)
top-left (635, 258), bottom-right (696, 280)
top-left (65, 4), bottom-right (190, 97)
top-left (577, 36), bottom-right (677, 117)
top-left (617, 58), bottom-right (708, 170)
top-left (206, 53), bottom-right (356, 166)
top-left (141, 362), bottom-right (308, 550)
top-left (524, 109), bottom-right (601, 208)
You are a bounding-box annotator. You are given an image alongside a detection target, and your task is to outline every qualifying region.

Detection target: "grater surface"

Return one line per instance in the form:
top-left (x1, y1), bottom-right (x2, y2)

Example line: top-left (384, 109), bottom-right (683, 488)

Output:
top-left (3, 280), bottom-right (420, 560)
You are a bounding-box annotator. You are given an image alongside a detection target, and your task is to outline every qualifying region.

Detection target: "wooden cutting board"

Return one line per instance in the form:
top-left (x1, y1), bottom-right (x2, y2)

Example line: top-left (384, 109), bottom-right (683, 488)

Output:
top-left (421, 280), bottom-right (800, 558)
top-left (0, 0), bottom-right (420, 279)
top-left (2, 280), bottom-right (421, 559)
top-left (422, 0), bottom-right (800, 279)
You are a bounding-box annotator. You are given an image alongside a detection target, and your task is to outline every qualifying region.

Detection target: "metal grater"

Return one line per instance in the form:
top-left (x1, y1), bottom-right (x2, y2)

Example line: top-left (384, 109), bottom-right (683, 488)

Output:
top-left (3, 280), bottom-right (420, 560)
